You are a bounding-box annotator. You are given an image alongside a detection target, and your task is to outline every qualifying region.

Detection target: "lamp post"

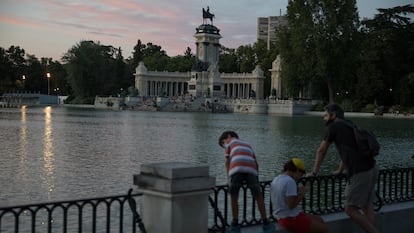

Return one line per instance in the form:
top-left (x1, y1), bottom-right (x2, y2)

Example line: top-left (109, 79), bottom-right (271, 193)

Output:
top-left (22, 75), bottom-right (26, 90)
top-left (46, 72), bottom-right (51, 95)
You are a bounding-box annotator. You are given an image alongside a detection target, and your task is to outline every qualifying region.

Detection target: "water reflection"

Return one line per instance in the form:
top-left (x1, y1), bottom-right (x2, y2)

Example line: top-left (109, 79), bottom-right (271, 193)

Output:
top-left (1, 107), bottom-right (413, 206)
top-left (43, 106), bottom-right (55, 198)
top-left (19, 106), bottom-right (28, 178)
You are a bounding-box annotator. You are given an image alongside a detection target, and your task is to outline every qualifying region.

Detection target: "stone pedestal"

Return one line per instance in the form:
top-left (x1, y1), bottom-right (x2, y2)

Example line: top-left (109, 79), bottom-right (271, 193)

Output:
top-left (133, 162), bottom-right (216, 233)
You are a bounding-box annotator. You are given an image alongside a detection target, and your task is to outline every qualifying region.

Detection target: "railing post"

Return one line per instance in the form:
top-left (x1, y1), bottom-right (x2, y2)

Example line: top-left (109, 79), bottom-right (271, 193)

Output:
top-left (133, 162), bottom-right (216, 233)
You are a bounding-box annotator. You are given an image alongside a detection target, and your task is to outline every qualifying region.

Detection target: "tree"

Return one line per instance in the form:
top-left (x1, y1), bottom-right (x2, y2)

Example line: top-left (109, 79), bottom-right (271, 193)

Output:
top-left (62, 40), bottom-right (122, 103)
top-left (131, 39), bottom-right (146, 69)
top-left (0, 46), bottom-right (26, 93)
top-left (279, 0), bottom-right (318, 99)
top-left (166, 47), bottom-right (194, 72)
top-left (115, 47), bottom-right (133, 91)
top-left (236, 44), bottom-right (256, 73)
top-left (280, 0), bottom-right (360, 103)
top-left (254, 40), bottom-right (277, 97)
top-left (142, 43), bottom-right (169, 71)
top-left (358, 5), bottom-right (414, 108)
top-left (219, 46), bottom-right (239, 73)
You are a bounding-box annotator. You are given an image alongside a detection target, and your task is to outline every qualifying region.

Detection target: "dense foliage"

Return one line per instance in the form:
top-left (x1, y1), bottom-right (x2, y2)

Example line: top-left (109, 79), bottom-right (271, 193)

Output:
top-left (279, 1), bottom-right (414, 112)
top-left (0, 3), bottom-right (412, 112)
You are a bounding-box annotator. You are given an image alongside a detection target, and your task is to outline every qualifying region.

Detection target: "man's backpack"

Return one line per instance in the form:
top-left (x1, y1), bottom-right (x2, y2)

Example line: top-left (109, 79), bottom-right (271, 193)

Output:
top-left (347, 122), bottom-right (380, 157)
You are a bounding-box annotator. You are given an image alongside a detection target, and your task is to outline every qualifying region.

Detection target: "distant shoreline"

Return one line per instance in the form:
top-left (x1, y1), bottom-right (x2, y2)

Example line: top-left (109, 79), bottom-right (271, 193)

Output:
top-left (305, 111), bottom-right (414, 119)
top-left (2, 104), bottom-right (413, 119)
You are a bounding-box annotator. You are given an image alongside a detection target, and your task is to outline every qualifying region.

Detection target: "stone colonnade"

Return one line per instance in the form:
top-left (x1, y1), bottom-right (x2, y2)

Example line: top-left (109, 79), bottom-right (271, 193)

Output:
top-left (145, 80), bottom-right (189, 97)
top-left (134, 62), bottom-right (265, 99)
top-left (223, 83), bottom-right (253, 99)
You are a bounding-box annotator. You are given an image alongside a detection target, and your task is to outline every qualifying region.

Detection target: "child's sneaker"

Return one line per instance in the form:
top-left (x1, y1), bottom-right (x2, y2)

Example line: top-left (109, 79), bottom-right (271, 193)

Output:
top-left (227, 224), bottom-right (241, 233)
top-left (262, 222), bottom-right (275, 233)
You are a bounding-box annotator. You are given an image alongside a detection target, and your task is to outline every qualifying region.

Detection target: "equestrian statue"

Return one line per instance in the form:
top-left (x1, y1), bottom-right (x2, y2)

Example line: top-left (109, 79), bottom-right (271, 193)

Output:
top-left (202, 6), bottom-right (215, 24)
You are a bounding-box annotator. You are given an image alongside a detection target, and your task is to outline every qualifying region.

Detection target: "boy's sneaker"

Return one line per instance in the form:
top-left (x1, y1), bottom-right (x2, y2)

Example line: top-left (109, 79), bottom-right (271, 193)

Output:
top-left (262, 222), bottom-right (275, 233)
top-left (227, 224), bottom-right (241, 233)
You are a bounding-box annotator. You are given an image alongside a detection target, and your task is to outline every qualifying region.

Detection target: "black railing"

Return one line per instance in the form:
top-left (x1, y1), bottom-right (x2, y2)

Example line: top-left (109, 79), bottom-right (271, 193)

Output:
top-left (0, 192), bottom-right (143, 233)
top-left (208, 167), bottom-right (414, 232)
top-left (1, 168), bottom-right (413, 233)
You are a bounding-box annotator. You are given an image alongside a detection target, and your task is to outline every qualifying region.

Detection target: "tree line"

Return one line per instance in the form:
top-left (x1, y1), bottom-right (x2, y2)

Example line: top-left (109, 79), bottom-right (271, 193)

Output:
top-left (0, 1), bottom-right (413, 112)
top-left (279, 1), bottom-right (414, 112)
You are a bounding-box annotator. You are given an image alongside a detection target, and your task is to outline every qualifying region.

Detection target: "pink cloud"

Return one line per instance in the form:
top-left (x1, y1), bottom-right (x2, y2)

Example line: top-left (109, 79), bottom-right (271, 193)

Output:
top-left (0, 0), bottom-right (288, 59)
top-left (0, 14), bottom-right (43, 29)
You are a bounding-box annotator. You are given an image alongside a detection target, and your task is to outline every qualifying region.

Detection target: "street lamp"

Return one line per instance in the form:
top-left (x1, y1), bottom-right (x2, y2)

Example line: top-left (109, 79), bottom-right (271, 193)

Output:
top-left (22, 75), bottom-right (26, 90)
top-left (46, 72), bottom-right (51, 95)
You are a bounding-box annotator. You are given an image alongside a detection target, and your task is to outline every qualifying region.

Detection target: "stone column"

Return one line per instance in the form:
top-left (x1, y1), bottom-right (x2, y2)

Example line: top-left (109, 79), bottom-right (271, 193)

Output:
top-left (133, 162), bottom-right (216, 233)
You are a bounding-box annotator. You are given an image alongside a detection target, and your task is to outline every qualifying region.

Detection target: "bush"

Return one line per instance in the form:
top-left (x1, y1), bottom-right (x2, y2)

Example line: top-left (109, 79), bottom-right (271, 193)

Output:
top-left (361, 104), bottom-right (376, 113)
top-left (341, 99), bottom-right (353, 112)
top-left (68, 96), bottom-right (95, 104)
top-left (311, 101), bottom-right (325, 111)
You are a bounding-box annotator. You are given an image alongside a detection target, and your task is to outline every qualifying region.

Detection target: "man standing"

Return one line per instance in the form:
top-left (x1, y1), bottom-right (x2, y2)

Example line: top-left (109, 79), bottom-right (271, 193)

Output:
top-left (218, 131), bottom-right (275, 233)
top-left (307, 103), bottom-right (379, 233)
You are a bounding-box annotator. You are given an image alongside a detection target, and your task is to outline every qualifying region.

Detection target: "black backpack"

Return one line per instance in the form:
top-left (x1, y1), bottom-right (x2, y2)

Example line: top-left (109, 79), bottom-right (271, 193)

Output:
top-left (343, 120), bottom-right (380, 157)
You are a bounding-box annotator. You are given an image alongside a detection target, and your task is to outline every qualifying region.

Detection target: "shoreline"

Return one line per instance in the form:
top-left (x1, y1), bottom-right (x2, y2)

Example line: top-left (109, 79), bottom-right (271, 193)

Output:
top-left (305, 111), bottom-right (414, 119)
top-left (2, 104), bottom-right (413, 119)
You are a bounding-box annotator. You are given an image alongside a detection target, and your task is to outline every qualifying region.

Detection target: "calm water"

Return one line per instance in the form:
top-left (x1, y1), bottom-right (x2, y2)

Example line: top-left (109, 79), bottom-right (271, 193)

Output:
top-left (1, 106), bottom-right (413, 207)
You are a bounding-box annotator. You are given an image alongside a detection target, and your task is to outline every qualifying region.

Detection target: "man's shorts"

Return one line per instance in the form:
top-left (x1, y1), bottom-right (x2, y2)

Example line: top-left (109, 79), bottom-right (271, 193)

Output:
top-left (277, 212), bottom-right (311, 233)
top-left (345, 165), bottom-right (378, 207)
top-left (228, 173), bottom-right (261, 196)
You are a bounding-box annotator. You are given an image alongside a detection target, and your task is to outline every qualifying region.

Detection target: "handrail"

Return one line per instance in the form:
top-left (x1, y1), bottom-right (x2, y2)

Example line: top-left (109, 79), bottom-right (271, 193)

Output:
top-left (127, 189), bottom-right (146, 233)
top-left (1, 167), bottom-right (412, 233)
top-left (208, 196), bottom-right (226, 232)
top-left (0, 192), bottom-right (143, 233)
top-left (208, 167), bottom-right (414, 231)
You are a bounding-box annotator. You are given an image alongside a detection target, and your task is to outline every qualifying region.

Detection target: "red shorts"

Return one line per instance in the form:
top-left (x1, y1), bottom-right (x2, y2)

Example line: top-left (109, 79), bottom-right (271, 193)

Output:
top-left (278, 212), bottom-right (311, 233)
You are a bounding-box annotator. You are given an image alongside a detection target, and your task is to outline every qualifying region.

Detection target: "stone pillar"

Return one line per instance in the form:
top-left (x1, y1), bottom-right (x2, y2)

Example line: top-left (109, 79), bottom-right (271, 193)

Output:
top-left (133, 162), bottom-right (216, 233)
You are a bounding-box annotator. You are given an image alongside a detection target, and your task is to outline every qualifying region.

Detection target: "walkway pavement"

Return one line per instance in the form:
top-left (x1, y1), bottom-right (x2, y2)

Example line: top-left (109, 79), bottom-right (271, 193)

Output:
top-left (240, 224), bottom-right (287, 233)
top-left (305, 111), bottom-right (414, 119)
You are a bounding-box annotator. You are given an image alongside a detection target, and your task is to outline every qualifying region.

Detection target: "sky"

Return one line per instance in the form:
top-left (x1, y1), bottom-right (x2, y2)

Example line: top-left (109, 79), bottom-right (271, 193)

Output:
top-left (0, 0), bottom-right (413, 61)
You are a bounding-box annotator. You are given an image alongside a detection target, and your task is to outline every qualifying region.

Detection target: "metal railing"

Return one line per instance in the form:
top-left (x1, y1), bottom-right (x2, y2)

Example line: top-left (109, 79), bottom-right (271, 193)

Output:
top-left (1, 168), bottom-right (412, 233)
top-left (208, 167), bottom-right (414, 232)
top-left (0, 192), bottom-right (143, 233)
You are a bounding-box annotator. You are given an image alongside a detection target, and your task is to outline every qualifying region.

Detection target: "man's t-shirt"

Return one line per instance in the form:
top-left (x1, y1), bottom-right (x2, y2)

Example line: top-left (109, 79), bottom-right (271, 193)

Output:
top-left (325, 119), bottom-right (375, 176)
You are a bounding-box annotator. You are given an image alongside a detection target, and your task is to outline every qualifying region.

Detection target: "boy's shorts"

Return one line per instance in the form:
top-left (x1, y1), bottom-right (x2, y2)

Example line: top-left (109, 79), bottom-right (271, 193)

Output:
top-left (228, 173), bottom-right (261, 196)
top-left (277, 212), bottom-right (311, 233)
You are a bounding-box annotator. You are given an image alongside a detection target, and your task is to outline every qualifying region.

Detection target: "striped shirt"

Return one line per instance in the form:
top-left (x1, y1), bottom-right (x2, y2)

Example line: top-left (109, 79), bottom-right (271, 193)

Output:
top-left (224, 138), bottom-right (258, 176)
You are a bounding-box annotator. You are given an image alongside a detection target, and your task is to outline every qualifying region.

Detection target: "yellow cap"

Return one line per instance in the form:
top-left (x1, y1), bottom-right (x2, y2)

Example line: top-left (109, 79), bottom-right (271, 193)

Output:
top-left (292, 158), bottom-right (306, 173)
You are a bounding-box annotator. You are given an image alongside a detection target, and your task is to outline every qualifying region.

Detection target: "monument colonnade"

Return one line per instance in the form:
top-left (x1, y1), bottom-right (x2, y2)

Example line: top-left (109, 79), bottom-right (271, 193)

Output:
top-left (135, 62), bottom-right (266, 99)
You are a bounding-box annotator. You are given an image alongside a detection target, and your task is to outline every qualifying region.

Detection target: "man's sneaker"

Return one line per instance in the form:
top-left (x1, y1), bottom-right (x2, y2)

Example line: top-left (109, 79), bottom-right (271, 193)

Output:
top-left (262, 222), bottom-right (275, 233)
top-left (227, 224), bottom-right (241, 233)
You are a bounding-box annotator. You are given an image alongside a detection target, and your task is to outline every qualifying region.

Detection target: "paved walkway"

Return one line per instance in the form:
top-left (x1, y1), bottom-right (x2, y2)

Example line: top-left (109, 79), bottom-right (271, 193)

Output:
top-left (236, 223), bottom-right (288, 233)
top-left (305, 111), bottom-right (414, 119)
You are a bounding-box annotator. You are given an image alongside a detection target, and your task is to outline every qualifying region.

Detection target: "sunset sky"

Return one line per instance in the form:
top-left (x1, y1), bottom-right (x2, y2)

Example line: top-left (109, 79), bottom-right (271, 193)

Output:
top-left (1, 0), bottom-right (412, 61)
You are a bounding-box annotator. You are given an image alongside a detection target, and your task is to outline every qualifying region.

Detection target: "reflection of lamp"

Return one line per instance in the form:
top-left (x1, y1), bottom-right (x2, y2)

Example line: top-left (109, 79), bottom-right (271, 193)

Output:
top-left (46, 73), bottom-right (51, 95)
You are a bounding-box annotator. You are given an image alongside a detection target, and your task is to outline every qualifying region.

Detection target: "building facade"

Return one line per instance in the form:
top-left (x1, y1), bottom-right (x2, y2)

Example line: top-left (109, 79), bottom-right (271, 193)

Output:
top-left (135, 17), bottom-right (265, 100)
top-left (257, 16), bottom-right (287, 49)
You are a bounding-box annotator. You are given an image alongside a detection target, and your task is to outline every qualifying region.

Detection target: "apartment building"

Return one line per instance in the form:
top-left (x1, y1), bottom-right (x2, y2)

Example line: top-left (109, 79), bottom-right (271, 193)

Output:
top-left (257, 15), bottom-right (287, 49)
